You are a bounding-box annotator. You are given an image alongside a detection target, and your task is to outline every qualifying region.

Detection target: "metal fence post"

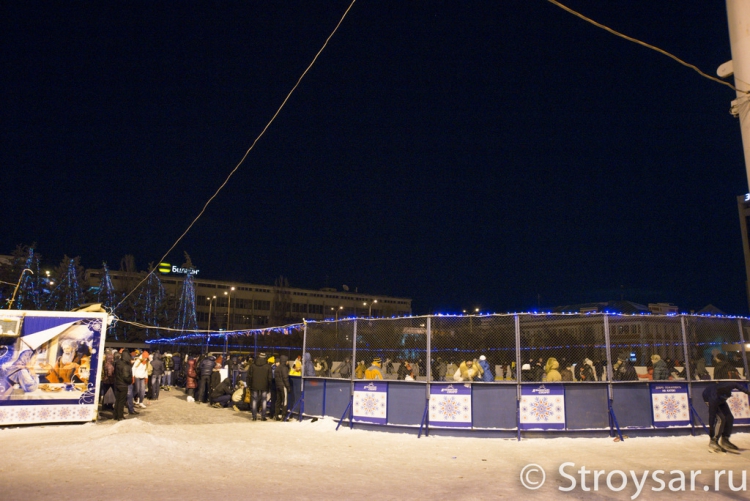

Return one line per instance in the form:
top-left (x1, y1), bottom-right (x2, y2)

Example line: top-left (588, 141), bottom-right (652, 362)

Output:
top-left (514, 314), bottom-right (521, 441)
top-left (738, 318), bottom-right (750, 382)
top-left (680, 316), bottom-right (696, 436)
top-left (350, 319), bottom-right (357, 428)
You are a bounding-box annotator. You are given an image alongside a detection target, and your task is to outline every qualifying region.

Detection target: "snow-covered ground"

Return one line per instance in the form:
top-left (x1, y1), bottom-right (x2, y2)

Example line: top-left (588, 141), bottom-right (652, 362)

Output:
top-left (1, 389), bottom-right (748, 500)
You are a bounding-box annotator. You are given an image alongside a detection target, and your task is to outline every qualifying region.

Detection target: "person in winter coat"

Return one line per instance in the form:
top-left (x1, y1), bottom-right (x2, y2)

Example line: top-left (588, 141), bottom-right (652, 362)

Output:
top-left (713, 353), bottom-right (737, 380)
top-left (479, 355), bottom-right (493, 382)
top-left (186, 356), bottom-right (198, 402)
top-left (545, 358), bottom-right (561, 382)
top-left (579, 358), bottom-right (596, 382)
top-left (162, 352), bottom-right (174, 390)
top-left (248, 353), bottom-right (273, 421)
top-left (355, 360), bottom-right (366, 379)
top-left (332, 356), bottom-right (352, 379)
top-left (209, 377), bottom-right (233, 408)
top-left (560, 361), bottom-right (574, 381)
top-left (114, 350), bottom-right (133, 421)
top-left (196, 355), bottom-right (216, 403)
top-left (651, 355), bottom-right (669, 380)
top-left (694, 356), bottom-right (710, 380)
top-left (150, 353), bottom-right (165, 400)
top-left (289, 356), bottom-right (301, 376)
top-left (453, 360), bottom-right (479, 382)
top-left (132, 352), bottom-right (150, 408)
top-left (703, 382), bottom-right (750, 452)
top-left (435, 358), bottom-right (447, 381)
top-left (172, 352), bottom-right (183, 387)
top-left (228, 355), bottom-right (240, 387)
top-left (397, 360), bottom-right (413, 380)
top-left (99, 349), bottom-right (116, 409)
top-left (365, 358), bottom-right (384, 380)
top-left (274, 355), bottom-right (291, 420)
top-left (303, 353), bottom-right (316, 377)
top-left (613, 353), bottom-right (638, 381)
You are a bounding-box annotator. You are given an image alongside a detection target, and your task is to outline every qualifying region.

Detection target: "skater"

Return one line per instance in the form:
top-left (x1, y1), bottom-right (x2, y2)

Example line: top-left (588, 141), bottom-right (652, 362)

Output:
top-left (703, 381), bottom-right (750, 453)
top-left (248, 352), bottom-right (273, 421)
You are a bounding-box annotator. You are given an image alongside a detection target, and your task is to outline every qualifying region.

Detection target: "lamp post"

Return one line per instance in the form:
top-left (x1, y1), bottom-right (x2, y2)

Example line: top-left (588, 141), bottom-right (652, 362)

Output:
top-left (207, 295), bottom-right (217, 331)
top-left (332, 305), bottom-right (343, 358)
top-left (224, 287), bottom-right (235, 360)
top-left (364, 299), bottom-right (378, 317)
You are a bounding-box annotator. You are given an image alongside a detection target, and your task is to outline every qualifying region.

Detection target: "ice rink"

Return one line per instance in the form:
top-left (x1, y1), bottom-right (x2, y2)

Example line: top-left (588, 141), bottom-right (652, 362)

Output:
top-left (1, 388), bottom-right (748, 500)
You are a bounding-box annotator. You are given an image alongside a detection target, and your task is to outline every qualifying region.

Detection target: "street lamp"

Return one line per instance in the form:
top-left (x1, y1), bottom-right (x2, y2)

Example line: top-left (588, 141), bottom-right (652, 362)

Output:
top-left (207, 295), bottom-right (217, 331)
top-left (364, 299), bottom-right (378, 317)
top-left (224, 287), bottom-right (236, 331)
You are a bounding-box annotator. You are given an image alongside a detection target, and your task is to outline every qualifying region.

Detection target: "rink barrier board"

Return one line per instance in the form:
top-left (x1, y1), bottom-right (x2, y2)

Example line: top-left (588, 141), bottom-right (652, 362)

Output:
top-left (291, 377), bottom-right (750, 438)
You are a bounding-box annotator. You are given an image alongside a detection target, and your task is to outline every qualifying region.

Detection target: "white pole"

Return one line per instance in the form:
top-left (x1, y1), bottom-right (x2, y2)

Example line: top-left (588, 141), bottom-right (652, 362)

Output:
top-left (726, 0), bottom-right (750, 190)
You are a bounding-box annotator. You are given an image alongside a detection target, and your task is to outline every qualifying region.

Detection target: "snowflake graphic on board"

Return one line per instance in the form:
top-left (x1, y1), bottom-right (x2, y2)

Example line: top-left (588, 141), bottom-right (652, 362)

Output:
top-left (38, 407), bottom-right (52, 420)
top-left (659, 396), bottom-right (682, 419)
top-left (356, 394), bottom-right (382, 416)
top-left (728, 395), bottom-right (749, 415)
top-left (87, 319), bottom-right (102, 333)
top-left (529, 397), bottom-right (554, 422)
top-left (57, 407), bottom-right (72, 419)
top-left (17, 407), bottom-right (32, 422)
top-left (0, 408), bottom-right (9, 422)
top-left (432, 396), bottom-right (467, 421)
top-left (75, 406), bottom-right (91, 419)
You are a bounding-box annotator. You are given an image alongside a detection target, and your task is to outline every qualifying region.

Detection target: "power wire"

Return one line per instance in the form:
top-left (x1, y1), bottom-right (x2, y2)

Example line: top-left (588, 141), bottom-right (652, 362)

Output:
top-left (115, 0), bottom-right (358, 311)
top-left (547, 0), bottom-right (745, 93)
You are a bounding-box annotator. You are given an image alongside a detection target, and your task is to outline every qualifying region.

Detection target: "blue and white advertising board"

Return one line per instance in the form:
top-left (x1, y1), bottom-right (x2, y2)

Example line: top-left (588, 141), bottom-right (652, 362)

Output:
top-left (650, 383), bottom-right (690, 427)
top-left (0, 311), bottom-right (108, 426)
top-left (728, 386), bottom-right (750, 425)
top-left (520, 384), bottom-right (566, 430)
top-left (352, 380), bottom-right (387, 424)
top-left (429, 383), bottom-right (472, 427)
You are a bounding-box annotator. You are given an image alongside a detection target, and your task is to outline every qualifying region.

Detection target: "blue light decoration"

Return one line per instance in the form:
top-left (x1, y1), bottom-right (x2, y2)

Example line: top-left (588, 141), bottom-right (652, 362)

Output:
top-left (96, 263), bottom-right (116, 310)
top-left (173, 273), bottom-right (198, 336)
top-left (14, 246), bottom-right (42, 310)
top-left (45, 258), bottom-right (83, 311)
top-left (139, 269), bottom-right (167, 340)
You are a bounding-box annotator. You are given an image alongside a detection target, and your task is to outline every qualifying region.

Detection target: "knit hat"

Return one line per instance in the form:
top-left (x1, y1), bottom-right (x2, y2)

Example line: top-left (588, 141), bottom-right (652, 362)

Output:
top-left (650, 354), bottom-right (661, 362)
top-left (479, 355), bottom-right (486, 361)
top-left (268, 356), bottom-right (275, 363)
top-left (372, 357), bottom-right (381, 364)
top-left (715, 353), bottom-right (727, 362)
top-left (259, 352), bottom-right (267, 358)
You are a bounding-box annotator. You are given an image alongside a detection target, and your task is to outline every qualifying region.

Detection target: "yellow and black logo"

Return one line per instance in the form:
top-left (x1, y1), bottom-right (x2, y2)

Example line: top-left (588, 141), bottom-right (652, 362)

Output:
top-left (158, 262), bottom-right (171, 274)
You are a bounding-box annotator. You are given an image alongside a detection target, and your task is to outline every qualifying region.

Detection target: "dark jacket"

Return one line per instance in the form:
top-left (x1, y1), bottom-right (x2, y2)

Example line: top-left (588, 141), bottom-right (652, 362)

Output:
top-left (114, 351), bottom-right (133, 388)
top-left (102, 353), bottom-right (116, 385)
top-left (151, 354), bottom-right (165, 376)
top-left (248, 356), bottom-right (273, 391)
top-left (614, 360), bottom-right (638, 381)
top-left (713, 360), bottom-right (735, 380)
top-left (275, 355), bottom-right (291, 391)
top-left (172, 353), bottom-right (182, 372)
top-left (163, 354), bottom-right (174, 371)
top-left (199, 356), bottom-right (216, 377)
top-left (703, 382), bottom-right (749, 403)
top-left (210, 377), bottom-right (233, 400)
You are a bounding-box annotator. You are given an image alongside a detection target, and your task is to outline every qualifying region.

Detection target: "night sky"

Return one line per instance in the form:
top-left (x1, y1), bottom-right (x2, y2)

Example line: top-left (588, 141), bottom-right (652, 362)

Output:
top-left (3, 1), bottom-right (749, 315)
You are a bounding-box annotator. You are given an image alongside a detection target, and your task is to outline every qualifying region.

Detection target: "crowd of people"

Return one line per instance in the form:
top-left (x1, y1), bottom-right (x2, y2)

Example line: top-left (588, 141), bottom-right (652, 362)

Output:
top-left (98, 348), bottom-right (746, 422)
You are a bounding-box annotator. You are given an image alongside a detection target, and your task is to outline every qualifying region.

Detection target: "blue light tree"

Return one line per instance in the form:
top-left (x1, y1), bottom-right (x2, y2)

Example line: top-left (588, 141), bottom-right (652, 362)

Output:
top-left (13, 245), bottom-right (43, 310)
top-left (46, 256), bottom-right (84, 311)
top-left (139, 265), bottom-right (167, 339)
top-left (96, 262), bottom-right (117, 310)
top-left (174, 272), bottom-right (197, 335)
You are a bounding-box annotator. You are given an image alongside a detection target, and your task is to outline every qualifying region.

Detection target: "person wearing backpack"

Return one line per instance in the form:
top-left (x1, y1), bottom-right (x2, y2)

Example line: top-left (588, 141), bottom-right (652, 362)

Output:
top-left (99, 348), bottom-right (116, 411)
top-left (274, 355), bottom-right (291, 420)
top-left (162, 352), bottom-right (174, 390)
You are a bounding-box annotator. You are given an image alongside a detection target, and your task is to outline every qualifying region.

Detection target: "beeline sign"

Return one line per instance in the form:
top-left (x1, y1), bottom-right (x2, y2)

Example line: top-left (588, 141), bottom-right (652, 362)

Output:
top-left (158, 262), bottom-right (199, 275)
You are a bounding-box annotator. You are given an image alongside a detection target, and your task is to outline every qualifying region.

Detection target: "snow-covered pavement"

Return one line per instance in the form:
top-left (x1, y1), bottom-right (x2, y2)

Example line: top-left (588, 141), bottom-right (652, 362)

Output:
top-left (1, 389), bottom-right (748, 500)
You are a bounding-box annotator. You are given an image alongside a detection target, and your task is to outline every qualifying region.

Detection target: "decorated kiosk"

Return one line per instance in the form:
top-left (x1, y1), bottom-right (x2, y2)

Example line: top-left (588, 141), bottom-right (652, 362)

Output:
top-left (0, 310), bottom-right (108, 426)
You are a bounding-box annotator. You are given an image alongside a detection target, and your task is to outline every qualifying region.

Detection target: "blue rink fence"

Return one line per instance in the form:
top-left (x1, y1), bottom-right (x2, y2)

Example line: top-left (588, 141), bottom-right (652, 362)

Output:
top-left (291, 313), bottom-right (750, 439)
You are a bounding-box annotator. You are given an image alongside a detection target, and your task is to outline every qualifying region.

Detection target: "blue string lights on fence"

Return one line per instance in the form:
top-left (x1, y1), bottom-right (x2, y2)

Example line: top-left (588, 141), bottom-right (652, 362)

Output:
top-left (144, 323), bottom-right (304, 345)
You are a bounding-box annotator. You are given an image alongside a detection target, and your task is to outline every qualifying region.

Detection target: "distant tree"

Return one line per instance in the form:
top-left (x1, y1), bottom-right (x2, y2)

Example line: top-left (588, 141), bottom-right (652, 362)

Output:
top-left (96, 262), bottom-right (117, 309)
top-left (46, 256), bottom-right (85, 311)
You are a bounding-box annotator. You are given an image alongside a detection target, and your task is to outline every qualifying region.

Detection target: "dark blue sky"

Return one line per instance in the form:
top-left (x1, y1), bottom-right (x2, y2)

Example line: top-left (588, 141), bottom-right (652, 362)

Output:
top-left (3, 1), bottom-right (749, 314)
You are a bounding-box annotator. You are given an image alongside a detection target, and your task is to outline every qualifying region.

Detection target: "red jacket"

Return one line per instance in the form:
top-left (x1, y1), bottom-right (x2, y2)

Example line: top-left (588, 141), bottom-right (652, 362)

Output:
top-left (186, 359), bottom-right (198, 389)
